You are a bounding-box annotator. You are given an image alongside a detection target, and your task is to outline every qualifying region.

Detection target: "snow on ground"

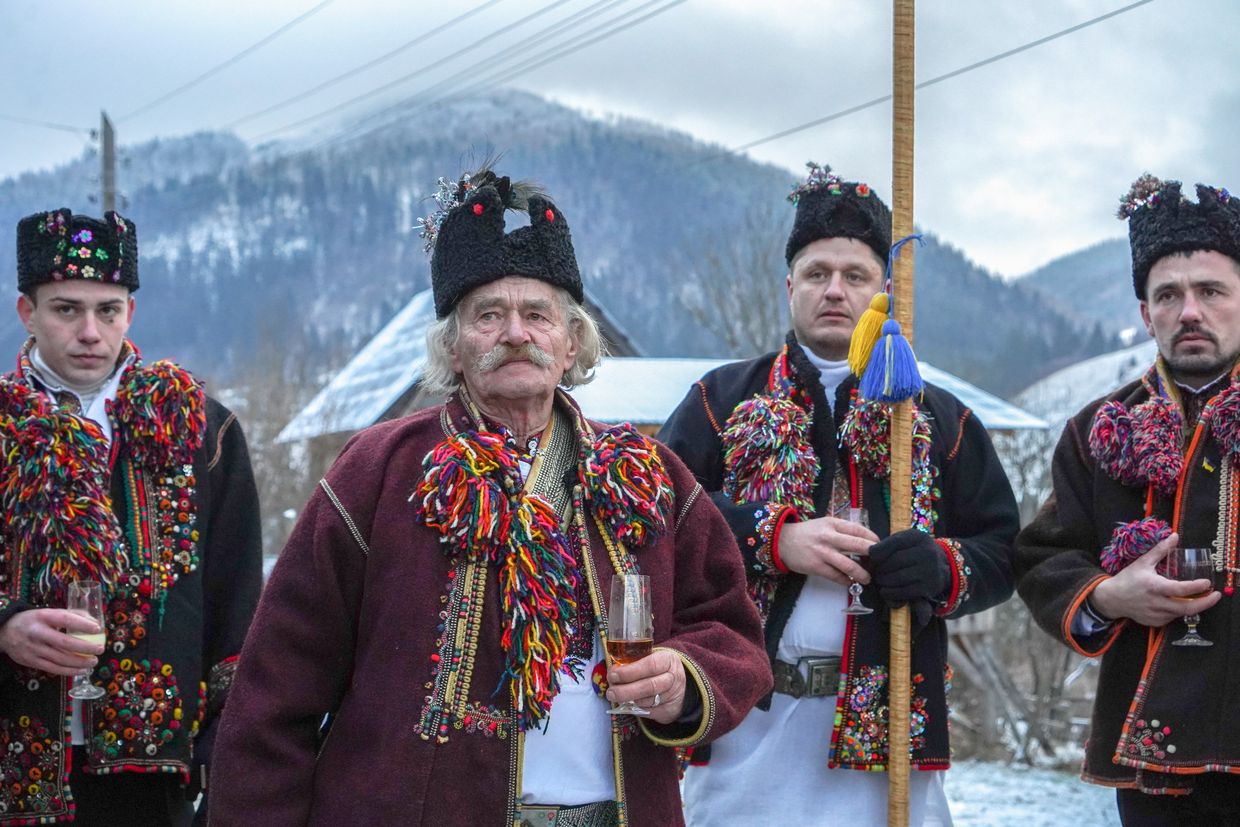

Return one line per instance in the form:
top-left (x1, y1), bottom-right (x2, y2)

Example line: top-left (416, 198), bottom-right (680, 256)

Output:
top-left (946, 761), bottom-right (1120, 826)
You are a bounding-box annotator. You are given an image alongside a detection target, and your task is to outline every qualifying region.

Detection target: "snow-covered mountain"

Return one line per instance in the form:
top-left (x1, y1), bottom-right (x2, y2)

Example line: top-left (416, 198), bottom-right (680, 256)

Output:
top-left (0, 89), bottom-right (1117, 395)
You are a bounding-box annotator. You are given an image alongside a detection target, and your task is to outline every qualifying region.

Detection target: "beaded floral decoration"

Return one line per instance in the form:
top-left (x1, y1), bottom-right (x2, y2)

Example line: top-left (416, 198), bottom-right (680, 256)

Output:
top-left (1124, 718), bottom-right (1177, 762)
top-left (0, 714), bottom-right (65, 818)
top-left (721, 346), bottom-right (819, 517)
top-left (89, 657), bottom-right (184, 763)
top-left (37, 209), bottom-right (127, 284)
top-left (0, 378), bottom-right (124, 605)
top-left (832, 666), bottom-right (929, 767)
top-left (839, 395), bottom-right (938, 532)
top-left (414, 430), bottom-right (580, 732)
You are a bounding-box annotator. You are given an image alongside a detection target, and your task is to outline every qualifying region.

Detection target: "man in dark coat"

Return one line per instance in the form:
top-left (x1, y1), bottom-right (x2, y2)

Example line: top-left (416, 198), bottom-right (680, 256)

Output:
top-left (1018, 175), bottom-right (1240, 824)
top-left (0, 208), bottom-right (263, 825)
top-left (660, 163), bottom-right (1019, 826)
top-left (210, 168), bottom-right (771, 826)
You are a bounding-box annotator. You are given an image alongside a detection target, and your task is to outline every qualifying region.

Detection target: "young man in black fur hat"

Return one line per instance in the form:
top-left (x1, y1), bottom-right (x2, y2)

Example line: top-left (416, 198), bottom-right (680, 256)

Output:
top-left (660, 163), bottom-right (1019, 826)
top-left (0, 209), bottom-right (263, 825)
top-left (211, 169), bottom-right (770, 826)
top-left (1018, 176), bottom-right (1240, 824)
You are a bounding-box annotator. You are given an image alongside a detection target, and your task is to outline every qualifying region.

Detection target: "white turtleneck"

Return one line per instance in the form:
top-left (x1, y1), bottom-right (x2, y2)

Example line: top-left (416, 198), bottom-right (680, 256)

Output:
top-left (801, 349), bottom-right (852, 412)
top-left (27, 345), bottom-right (131, 443)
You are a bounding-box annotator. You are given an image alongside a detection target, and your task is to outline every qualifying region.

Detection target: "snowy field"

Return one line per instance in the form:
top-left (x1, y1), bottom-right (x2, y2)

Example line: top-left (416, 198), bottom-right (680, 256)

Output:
top-left (946, 761), bottom-right (1120, 826)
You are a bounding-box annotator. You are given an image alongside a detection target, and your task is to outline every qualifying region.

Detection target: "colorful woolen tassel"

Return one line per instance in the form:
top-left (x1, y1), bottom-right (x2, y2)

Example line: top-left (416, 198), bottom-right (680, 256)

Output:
top-left (848, 292), bottom-right (890, 377)
top-left (859, 319), bottom-right (924, 402)
top-left (1100, 517), bottom-right (1171, 574)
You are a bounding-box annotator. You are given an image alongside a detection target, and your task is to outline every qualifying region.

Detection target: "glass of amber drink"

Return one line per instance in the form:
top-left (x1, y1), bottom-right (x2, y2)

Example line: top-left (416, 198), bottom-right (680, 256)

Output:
top-left (605, 574), bottom-right (653, 716)
top-left (1167, 547), bottom-right (1215, 647)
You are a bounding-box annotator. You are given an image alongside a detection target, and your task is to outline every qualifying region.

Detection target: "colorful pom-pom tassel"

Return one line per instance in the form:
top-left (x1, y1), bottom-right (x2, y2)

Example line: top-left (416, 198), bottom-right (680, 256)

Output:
top-left (1100, 517), bottom-right (1171, 574)
top-left (848, 292), bottom-right (889, 377)
top-left (859, 319), bottom-right (924, 402)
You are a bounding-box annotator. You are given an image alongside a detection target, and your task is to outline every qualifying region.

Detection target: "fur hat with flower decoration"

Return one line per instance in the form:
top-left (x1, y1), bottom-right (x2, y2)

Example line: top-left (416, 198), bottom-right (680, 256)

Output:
top-left (16, 208), bottom-right (138, 293)
top-left (1119, 174), bottom-right (1240, 299)
top-left (421, 166), bottom-right (582, 318)
top-left (785, 162), bottom-right (892, 266)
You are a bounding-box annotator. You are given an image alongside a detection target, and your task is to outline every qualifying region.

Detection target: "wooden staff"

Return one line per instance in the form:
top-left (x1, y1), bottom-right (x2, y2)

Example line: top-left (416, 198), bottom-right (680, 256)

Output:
top-left (888, 0), bottom-right (915, 824)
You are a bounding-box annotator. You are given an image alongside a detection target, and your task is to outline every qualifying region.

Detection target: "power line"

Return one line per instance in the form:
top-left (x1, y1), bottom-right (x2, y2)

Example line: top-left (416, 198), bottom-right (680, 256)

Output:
top-left (453, 0), bottom-right (686, 101)
top-left (716, 0), bottom-right (1156, 159)
top-left (0, 112), bottom-right (89, 134)
top-left (316, 0), bottom-right (639, 147)
top-left (226, 0), bottom-right (507, 130)
top-left (120, 0), bottom-right (337, 123)
top-left (252, 0), bottom-right (577, 141)
top-left (311, 0), bottom-right (684, 153)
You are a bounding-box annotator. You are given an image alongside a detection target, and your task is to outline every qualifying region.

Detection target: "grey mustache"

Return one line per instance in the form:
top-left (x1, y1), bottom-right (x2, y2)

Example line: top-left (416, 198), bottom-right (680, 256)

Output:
top-left (475, 343), bottom-right (555, 372)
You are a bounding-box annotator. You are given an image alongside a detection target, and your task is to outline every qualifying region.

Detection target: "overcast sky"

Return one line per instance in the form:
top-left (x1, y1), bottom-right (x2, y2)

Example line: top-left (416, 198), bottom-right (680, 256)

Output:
top-left (2, 0), bottom-right (1236, 277)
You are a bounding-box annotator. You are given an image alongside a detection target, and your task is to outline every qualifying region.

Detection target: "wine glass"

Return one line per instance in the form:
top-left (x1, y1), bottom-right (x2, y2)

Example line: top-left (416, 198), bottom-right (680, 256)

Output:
top-left (66, 580), bottom-right (106, 700)
top-left (840, 507), bottom-right (874, 616)
top-left (604, 573), bottom-right (653, 716)
top-left (1166, 547), bottom-right (1215, 648)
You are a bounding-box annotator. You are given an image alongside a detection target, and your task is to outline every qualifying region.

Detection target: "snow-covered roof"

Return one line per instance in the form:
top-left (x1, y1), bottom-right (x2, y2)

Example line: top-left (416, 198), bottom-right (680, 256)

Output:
top-left (573, 358), bottom-right (1047, 430)
top-left (283, 335), bottom-right (1046, 441)
top-left (1016, 340), bottom-right (1158, 425)
top-left (277, 289), bottom-right (436, 442)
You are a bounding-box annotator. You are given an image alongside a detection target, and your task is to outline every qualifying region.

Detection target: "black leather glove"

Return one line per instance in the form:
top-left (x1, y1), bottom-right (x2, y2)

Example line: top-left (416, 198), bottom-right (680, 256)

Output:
top-left (866, 529), bottom-right (951, 607)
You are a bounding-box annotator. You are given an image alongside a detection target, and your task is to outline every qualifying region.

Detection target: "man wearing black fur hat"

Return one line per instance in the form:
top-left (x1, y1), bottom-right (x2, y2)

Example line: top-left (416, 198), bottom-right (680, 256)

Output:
top-left (660, 163), bottom-right (1019, 826)
top-left (1018, 176), bottom-right (1240, 824)
top-left (0, 209), bottom-right (263, 825)
top-left (210, 169), bottom-right (770, 826)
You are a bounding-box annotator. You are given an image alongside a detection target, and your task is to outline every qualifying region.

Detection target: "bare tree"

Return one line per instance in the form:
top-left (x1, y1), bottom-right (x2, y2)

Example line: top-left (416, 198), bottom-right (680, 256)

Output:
top-left (676, 204), bottom-right (790, 356)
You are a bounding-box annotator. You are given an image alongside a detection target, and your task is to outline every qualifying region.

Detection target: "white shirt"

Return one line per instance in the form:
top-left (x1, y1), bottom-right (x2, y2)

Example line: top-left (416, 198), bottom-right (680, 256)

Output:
top-left (519, 639), bottom-right (614, 805)
top-left (682, 346), bottom-right (952, 826)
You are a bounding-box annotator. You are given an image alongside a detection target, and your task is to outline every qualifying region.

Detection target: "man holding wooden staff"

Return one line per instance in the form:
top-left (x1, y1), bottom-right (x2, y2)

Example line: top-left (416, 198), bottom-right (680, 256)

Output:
top-left (660, 162), bottom-right (1020, 826)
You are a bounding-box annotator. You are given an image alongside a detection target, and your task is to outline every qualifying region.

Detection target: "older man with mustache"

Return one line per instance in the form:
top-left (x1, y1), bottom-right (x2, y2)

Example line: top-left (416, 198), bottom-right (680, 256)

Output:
top-left (1018, 175), bottom-right (1240, 824)
top-left (210, 168), bottom-right (771, 827)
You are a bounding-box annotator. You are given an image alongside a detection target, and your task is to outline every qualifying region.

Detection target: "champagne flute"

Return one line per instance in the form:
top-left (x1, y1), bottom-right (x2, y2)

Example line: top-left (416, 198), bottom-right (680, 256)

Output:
top-left (604, 573), bottom-right (653, 716)
top-left (1167, 547), bottom-right (1215, 648)
top-left (840, 507), bottom-right (874, 616)
top-left (66, 580), bottom-right (106, 700)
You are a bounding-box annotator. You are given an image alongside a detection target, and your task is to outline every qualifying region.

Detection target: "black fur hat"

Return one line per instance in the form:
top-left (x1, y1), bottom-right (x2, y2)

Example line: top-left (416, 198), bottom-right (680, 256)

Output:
top-left (424, 169), bottom-right (582, 318)
top-left (16, 208), bottom-right (138, 293)
top-left (1119, 175), bottom-right (1240, 299)
top-left (785, 162), bottom-right (892, 267)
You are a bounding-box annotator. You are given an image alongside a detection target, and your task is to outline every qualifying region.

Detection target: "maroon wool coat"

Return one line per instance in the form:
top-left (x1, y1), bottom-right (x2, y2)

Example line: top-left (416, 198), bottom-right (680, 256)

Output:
top-left (210, 394), bottom-right (771, 826)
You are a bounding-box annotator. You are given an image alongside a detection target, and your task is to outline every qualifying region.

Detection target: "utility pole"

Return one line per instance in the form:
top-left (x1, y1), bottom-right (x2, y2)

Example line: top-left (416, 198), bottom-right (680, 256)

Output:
top-left (100, 111), bottom-right (116, 213)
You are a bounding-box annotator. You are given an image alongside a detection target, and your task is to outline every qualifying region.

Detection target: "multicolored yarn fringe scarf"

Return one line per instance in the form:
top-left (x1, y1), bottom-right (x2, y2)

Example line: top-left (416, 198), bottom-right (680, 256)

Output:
top-left (6, 340), bottom-right (207, 607)
top-left (414, 419), bottom-right (674, 731)
top-left (839, 395), bottom-right (937, 532)
top-left (721, 346), bottom-right (819, 517)
top-left (413, 430), bottom-right (574, 732)
top-left (1092, 365), bottom-right (1240, 570)
top-left (0, 379), bottom-right (123, 605)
